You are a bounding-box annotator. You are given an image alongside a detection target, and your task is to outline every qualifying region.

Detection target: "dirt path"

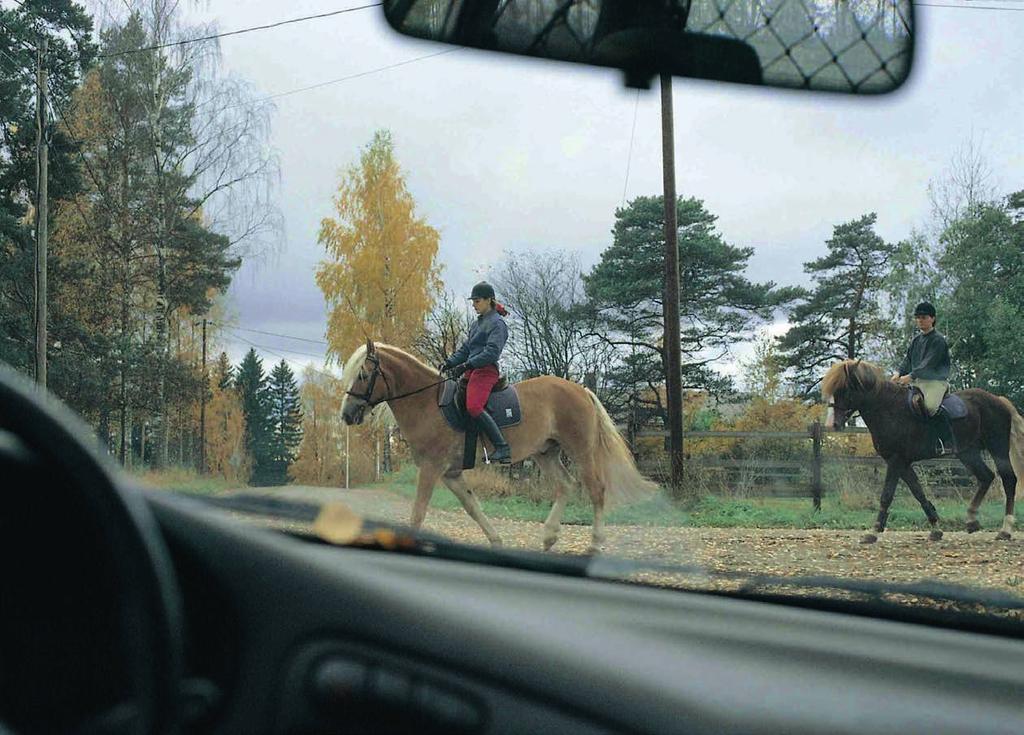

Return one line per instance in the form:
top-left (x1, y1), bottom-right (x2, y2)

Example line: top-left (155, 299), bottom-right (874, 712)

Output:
top-left (234, 485), bottom-right (1024, 597)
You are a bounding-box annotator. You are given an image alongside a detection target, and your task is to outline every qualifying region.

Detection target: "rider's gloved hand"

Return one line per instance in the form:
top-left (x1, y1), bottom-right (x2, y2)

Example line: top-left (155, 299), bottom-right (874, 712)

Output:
top-left (451, 363), bottom-right (469, 378)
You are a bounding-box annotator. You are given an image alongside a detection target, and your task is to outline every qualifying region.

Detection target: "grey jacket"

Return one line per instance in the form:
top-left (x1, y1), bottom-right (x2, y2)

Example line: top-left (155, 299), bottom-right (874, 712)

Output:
top-left (447, 309), bottom-right (508, 369)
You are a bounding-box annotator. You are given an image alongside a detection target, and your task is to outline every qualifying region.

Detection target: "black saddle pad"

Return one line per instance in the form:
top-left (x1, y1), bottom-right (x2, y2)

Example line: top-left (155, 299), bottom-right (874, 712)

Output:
top-left (438, 379), bottom-right (522, 432)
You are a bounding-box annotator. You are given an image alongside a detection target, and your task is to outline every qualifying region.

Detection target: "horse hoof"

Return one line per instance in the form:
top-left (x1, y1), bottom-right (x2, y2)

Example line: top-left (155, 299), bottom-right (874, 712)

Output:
top-left (928, 530), bottom-right (944, 542)
top-left (996, 531), bottom-right (1012, 541)
top-left (965, 520), bottom-right (981, 533)
top-left (490, 538), bottom-right (503, 549)
top-left (543, 538), bottom-right (556, 552)
top-left (860, 533), bottom-right (878, 545)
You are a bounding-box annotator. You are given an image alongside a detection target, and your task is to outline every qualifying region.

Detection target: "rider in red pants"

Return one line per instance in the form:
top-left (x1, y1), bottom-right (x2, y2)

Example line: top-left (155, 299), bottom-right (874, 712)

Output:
top-left (440, 282), bottom-right (512, 463)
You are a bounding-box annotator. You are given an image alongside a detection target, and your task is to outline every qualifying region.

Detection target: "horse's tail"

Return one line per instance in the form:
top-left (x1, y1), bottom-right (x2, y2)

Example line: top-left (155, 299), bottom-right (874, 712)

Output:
top-left (997, 397), bottom-right (1024, 491)
top-left (585, 388), bottom-right (659, 508)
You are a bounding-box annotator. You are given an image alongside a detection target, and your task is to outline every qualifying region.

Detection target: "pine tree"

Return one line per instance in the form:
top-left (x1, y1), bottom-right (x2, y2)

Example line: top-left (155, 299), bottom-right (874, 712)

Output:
top-left (235, 349), bottom-right (272, 485)
top-left (585, 195), bottom-right (798, 423)
top-left (777, 213), bottom-right (897, 394)
top-left (266, 360), bottom-right (303, 485)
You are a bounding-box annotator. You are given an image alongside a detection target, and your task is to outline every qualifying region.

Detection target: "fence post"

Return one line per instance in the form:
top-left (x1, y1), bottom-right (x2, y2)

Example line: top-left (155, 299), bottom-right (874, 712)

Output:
top-left (810, 420), bottom-right (823, 511)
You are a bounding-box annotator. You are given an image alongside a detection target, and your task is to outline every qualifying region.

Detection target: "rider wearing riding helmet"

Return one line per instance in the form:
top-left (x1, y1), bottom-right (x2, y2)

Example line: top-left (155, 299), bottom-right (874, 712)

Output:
top-left (440, 282), bottom-right (512, 463)
top-left (891, 301), bottom-right (956, 454)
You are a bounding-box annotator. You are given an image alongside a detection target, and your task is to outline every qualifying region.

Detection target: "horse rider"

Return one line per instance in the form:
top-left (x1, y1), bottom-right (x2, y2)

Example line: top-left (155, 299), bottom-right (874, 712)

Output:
top-left (440, 282), bottom-right (512, 464)
top-left (891, 301), bottom-right (956, 455)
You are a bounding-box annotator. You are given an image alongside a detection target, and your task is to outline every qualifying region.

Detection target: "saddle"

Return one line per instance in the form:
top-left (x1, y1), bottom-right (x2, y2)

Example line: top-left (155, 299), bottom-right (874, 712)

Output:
top-left (907, 386), bottom-right (968, 421)
top-left (437, 377), bottom-right (522, 469)
top-left (457, 374), bottom-right (509, 407)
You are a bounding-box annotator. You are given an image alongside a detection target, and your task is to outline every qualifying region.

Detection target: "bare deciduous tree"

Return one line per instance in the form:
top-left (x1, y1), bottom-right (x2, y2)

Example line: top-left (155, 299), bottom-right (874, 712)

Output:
top-left (413, 290), bottom-right (473, 368)
top-left (927, 135), bottom-right (998, 232)
top-left (489, 249), bottom-right (602, 381)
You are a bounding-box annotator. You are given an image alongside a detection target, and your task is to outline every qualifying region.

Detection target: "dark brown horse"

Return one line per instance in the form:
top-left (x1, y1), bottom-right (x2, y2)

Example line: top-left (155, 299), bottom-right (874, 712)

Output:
top-left (822, 359), bottom-right (1023, 543)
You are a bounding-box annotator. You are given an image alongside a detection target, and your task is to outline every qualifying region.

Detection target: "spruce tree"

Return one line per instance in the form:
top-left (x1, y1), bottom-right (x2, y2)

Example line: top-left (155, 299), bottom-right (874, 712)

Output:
top-left (235, 349), bottom-right (272, 485)
top-left (267, 360), bottom-right (303, 485)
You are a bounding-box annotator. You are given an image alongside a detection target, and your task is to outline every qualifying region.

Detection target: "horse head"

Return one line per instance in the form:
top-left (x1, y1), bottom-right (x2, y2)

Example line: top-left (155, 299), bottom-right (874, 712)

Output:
top-left (341, 339), bottom-right (391, 425)
top-left (822, 359), bottom-right (882, 430)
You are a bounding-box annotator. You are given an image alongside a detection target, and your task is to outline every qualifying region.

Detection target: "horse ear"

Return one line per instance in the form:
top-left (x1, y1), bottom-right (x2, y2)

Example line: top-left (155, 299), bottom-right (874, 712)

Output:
top-left (366, 338), bottom-right (375, 356)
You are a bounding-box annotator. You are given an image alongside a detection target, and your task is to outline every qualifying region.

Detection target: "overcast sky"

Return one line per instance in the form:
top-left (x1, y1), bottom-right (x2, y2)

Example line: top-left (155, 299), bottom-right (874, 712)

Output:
top-left (180, 1), bottom-right (1024, 380)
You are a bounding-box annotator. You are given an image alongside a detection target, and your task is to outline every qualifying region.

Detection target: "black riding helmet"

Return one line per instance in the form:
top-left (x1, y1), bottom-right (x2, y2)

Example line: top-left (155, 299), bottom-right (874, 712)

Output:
top-left (913, 301), bottom-right (936, 318)
top-left (469, 282), bottom-right (496, 300)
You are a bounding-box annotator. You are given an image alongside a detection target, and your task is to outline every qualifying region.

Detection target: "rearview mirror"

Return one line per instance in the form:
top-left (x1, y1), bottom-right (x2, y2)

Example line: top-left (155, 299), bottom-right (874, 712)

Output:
top-left (383, 0), bottom-right (913, 93)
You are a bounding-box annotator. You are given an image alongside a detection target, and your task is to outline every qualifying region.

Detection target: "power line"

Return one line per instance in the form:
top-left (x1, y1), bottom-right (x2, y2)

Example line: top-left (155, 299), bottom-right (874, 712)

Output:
top-left (96, 3), bottom-right (382, 59)
top-left (212, 48), bottom-right (462, 111)
top-left (621, 88), bottom-right (640, 208)
top-left (209, 321), bottom-right (329, 346)
top-left (219, 327), bottom-right (329, 362)
top-left (221, 329), bottom-right (341, 382)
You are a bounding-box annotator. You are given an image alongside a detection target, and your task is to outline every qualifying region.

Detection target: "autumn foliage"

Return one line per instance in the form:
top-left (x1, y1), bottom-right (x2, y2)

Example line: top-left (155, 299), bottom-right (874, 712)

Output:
top-left (316, 130), bottom-right (443, 359)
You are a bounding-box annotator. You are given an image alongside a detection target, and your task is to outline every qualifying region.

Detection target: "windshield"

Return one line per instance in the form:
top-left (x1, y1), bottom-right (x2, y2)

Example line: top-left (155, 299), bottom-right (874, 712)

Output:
top-left (2, 0), bottom-right (1023, 625)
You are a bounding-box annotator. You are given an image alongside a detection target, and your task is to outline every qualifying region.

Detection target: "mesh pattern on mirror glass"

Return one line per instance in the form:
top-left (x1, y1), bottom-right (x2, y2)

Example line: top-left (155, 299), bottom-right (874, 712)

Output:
top-left (402, 1), bottom-right (913, 93)
top-left (687, 0), bottom-right (912, 92)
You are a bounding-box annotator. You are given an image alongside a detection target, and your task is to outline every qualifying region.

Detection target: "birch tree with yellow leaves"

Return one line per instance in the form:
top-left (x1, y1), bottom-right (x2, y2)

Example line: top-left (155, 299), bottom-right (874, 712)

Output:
top-left (316, 130), bottom-right (443, 359)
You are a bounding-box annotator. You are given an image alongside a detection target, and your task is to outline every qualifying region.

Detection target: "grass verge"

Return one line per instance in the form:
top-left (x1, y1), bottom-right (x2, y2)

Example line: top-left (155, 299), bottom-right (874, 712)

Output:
top-left (378, 466), bottom-right (1009, 531)
top-left (131, 467), bottom-right (240, 496)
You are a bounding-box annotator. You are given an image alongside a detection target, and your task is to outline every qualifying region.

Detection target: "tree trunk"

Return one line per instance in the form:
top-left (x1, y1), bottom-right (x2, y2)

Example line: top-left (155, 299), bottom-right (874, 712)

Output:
top-left (140, 420), bottom-right (147, 467)
top-left (155, 247), bottom-right (169, 468)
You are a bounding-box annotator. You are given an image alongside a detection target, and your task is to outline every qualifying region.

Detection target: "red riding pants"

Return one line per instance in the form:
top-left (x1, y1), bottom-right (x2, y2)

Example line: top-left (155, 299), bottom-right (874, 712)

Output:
top-left (465, 364), bottom-right (499, 417)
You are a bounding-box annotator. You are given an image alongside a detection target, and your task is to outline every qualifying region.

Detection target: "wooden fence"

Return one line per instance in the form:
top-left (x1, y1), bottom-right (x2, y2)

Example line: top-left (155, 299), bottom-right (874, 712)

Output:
top-left (631, 422), bottom-right (977, 510)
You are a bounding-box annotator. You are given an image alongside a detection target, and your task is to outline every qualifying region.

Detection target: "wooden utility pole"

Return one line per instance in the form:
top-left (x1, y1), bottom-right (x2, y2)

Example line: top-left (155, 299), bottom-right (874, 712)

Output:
top-left (34, 37), bottom-right (48, 388)
top-left (199, 318), bottom-right (208, 473)
top-left (660, 73), bottom-right (684, 492)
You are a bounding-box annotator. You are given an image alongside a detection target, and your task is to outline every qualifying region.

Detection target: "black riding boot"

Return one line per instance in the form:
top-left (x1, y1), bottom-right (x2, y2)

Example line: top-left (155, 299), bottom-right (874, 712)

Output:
top-left (932, 408), bottom-right (958, 456)
top-left (474, 411), bottom-right (512, 464)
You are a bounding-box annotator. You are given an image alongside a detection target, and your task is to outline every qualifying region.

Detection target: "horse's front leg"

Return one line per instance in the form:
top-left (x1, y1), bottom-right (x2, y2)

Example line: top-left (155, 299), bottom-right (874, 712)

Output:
top-left (442, 469), bottom-right (503, 548)
top-left (861, 460), bottom-right (903, 544)
top-left (900, 465), bottom-right (943, 541)
top-left (411, 463), bottom-right (443, 530)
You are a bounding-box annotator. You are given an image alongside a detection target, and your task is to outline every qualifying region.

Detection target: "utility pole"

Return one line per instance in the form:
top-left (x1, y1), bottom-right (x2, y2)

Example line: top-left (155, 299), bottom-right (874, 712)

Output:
top-left (34, 37), bottom-right (48, 389)
top-left (660, 73), bottom-right (684, 493)
top-left (199, 318), bottom-right (207, 473)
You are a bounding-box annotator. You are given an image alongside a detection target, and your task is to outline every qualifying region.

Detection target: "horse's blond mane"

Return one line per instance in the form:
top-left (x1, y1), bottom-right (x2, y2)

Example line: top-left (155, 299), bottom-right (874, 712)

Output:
top-left (821, 359), bottom-right (886, 399)
top-left (339, 344), bottom-right (369, 394)
top-left (339, 343), bottom-right (431, 426)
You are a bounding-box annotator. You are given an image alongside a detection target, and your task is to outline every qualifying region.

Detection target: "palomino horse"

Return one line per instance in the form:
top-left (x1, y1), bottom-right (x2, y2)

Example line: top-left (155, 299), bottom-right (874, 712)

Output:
top-left (823, 359), bottom-right (1023, 543)
top-left (339, 340), bottom-right (657, 552)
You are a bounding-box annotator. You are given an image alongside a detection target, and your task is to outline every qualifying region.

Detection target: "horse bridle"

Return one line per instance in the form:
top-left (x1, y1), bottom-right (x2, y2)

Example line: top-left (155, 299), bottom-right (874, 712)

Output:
top-left (345, 352), bottom-right (447, 407)
top-left (827, 362), bottom-right (864, 425)
top-left (345, 352), bottom-right (391, 407)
